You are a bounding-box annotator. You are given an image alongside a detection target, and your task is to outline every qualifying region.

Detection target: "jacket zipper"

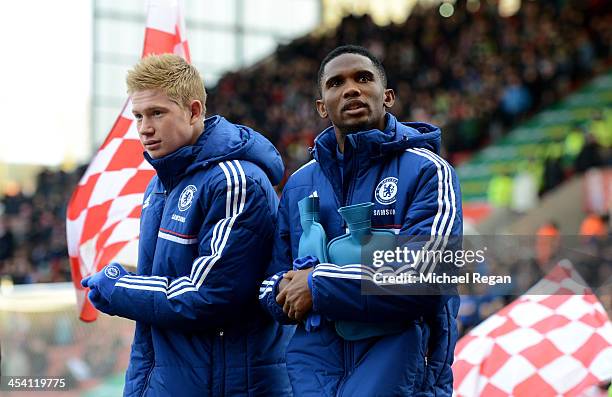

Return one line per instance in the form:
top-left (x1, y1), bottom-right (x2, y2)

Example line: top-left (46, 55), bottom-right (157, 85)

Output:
top-left (216, 329), bottom-right (225, 397)
top-left (343, 141), bottom-right (359, 206)
top-left (139, 364), bottom-right (155, 397)
top-left (220, 329), bottom-right (225, 396)
top-left (138, 190), bottom-right (165, 397)
top-left (336, 340), bottom-right (354, 397)
top-left (336, 141), bottom-right (358, 397)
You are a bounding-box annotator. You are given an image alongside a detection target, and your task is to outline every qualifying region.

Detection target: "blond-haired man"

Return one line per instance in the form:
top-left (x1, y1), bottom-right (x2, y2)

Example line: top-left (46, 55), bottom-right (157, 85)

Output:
top-left (82, 54), bottom-right (292, 396)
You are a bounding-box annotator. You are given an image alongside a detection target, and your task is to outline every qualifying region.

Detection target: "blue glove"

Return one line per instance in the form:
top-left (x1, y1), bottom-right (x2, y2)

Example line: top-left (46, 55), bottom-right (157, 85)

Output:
top-left (86, 286), bottom-right (115, 314)
top-left (81, 263), bottom-right (128, 314)
top-left (293, 256), bottom-right (321, 332)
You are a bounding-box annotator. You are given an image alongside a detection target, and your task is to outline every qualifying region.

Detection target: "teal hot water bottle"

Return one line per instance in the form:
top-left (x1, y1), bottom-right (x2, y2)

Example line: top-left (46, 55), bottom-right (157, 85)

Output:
top-left (327, 202), bottom-right (406, 340)
top-left (295, 195), bottom-right (327, 331)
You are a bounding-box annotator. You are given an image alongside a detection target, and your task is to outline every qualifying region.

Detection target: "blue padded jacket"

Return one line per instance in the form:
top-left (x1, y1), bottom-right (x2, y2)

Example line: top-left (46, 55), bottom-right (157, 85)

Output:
top-left (260, 113), bottom-right (462, 397)
top-left (108, 116), bottom-right (293, 397)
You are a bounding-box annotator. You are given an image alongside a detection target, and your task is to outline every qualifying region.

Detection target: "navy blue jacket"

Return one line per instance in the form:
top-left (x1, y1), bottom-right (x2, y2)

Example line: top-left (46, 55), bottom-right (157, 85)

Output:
top-left (260, 113), bottom-right (462, 397)
top-left (108, 116), bottom-right (292, 396)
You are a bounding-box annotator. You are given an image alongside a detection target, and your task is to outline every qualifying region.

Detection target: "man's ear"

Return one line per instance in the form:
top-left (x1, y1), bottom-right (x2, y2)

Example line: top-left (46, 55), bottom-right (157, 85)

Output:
top-left (383, 88), bottom-right (395, 109)
top-left (189, 100), bottom-right (204, 124)
top-left (315, 99), bottom-right (328, 119)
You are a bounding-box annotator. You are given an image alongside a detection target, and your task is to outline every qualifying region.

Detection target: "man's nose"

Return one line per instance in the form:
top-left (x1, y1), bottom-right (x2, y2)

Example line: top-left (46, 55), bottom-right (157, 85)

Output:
top-left (343, 80), bottom-right (361, 98)
top-left (138, 118), bottom-right (154, 135)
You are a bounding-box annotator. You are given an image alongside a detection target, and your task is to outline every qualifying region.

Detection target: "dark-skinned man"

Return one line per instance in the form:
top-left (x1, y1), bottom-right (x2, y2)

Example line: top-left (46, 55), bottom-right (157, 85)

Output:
top-left (259, 45), bottom-right (462, 396)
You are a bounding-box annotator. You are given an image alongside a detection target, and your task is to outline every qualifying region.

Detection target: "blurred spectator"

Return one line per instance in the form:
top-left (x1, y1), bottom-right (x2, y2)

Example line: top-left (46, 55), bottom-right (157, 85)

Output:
top-left (487, 173), bottom-right (513, 208)
top-left (0, 217), bottom-right (15, 264)
top-left (590, 109), bottom-right (612, 149)
top-left (2, 183), bottom-right (25, 216)
top-left (563, 124), bottom-right (586, 167)
top-left (511, 166), bottom-right (538, 213)
top-left (535, 221), bottom-right (561, 272)
top-left (579, 212), bottom-right (608, 238)
top-left (575, 133), bottom-right (604, 173)
top-left (540, 153), bottom-right (565, 196)
top-left (500, 72), bottom-right (532, 125)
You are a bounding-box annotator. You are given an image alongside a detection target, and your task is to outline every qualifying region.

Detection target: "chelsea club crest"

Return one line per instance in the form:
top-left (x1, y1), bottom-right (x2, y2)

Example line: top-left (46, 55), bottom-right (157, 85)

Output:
top-left (178, 185), bottom-right (197, 212)
top-left (375, 177), bottom-right (398, 205)
top-left (104, 265), bottom-right (121, 279)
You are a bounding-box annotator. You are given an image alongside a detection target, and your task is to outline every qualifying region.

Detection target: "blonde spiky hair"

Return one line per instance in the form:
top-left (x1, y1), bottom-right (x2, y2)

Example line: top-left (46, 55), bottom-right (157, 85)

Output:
top-left (126, 54), bottom-right (206, 111)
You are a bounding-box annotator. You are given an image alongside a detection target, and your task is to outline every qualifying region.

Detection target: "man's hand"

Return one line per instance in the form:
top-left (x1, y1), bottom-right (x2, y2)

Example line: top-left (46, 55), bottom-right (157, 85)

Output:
top-left (277, 277), bottom-right (291, 300)
top-left (276, 268), bottom-right (313, 321)
top-left (275, 272), bottom-right (292, 306)
top-left (81, 263), bottom-right (128, 314)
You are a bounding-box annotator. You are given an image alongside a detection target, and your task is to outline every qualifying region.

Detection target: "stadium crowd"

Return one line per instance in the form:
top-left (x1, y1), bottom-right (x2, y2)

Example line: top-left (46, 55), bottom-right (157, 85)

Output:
top-left (208, 0), bottom-right (612, 176)
top-left (0, 1), bottom-right (611, 338)
top-left (0, 168), bottom-right (84, 284)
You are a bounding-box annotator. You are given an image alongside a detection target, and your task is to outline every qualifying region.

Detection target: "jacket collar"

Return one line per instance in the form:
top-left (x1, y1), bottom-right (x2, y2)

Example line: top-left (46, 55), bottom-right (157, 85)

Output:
top-left (312, 113), bottom-right (442, 167)
top-left (313, 113), bottom-right (396, 168)
top-left (144, 114), bottom-right (286, 191)
top-left (310, 113), bottom-right (441, 202)
top-left (144, 131), bottom-right (205, 192)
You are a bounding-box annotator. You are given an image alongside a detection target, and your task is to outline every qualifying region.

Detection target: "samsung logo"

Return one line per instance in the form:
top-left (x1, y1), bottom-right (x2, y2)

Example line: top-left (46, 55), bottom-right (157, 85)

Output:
top-left (171, 214), bottom-right (186, 223)
top-left (373, 209), bottom-right (396, 216)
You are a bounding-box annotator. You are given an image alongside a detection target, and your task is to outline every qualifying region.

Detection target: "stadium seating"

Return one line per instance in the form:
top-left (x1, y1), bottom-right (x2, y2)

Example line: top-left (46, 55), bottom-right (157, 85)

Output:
top-left (458, 71), bottom-right (612, 203)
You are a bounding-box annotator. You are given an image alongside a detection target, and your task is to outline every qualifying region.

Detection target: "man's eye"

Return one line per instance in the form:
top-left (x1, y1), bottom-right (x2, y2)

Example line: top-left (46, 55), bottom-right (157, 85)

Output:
top-left (153, 111), bottom-right (163, 117)
top-left (134, 114), bottom-right (142, 121)
top-left (358, 75), bottom-right (371, 82)
top-left (329, 79), bottom-right (342, 87)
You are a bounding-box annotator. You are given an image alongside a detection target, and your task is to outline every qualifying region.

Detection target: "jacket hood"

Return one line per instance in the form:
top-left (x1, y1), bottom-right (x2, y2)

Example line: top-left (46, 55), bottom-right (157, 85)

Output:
top-left (146, 115), bottom-right (284, 191)
top-left (313, 113), bottom-right (441, 164)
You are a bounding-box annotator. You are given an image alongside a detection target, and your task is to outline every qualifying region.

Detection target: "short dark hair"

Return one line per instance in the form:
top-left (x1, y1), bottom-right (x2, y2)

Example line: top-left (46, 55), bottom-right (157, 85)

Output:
top-left (317, 45), bottom-right (387, 95)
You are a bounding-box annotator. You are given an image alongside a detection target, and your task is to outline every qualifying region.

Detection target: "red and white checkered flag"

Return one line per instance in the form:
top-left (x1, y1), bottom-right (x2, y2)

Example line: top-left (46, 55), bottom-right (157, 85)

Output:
top-left (453, 260), bottom-right (612, 396)
top-left (66, 0), bottom-right (191, 322)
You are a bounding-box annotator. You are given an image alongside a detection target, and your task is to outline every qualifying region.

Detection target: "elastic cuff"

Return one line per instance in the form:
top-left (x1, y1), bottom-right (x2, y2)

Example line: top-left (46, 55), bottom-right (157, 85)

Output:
top-left (261, 271), bottom-right (295, 324)
top-left (310, 275), bottom-right (319, 312)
